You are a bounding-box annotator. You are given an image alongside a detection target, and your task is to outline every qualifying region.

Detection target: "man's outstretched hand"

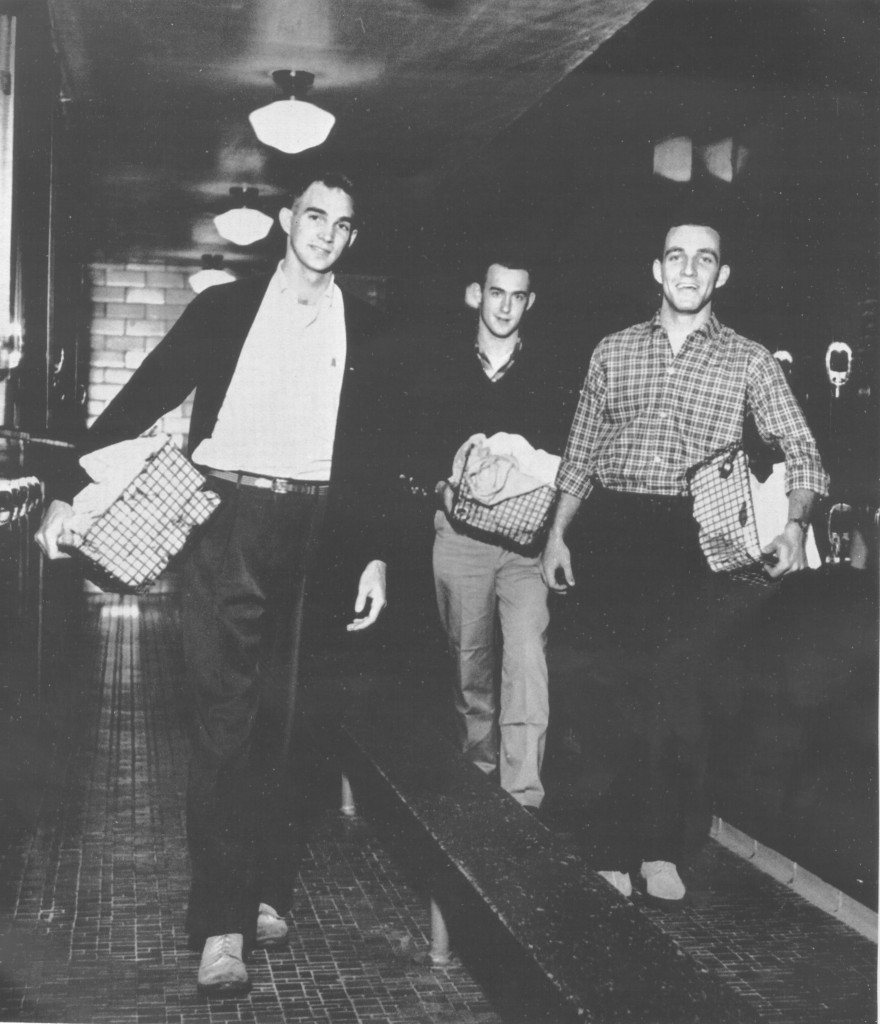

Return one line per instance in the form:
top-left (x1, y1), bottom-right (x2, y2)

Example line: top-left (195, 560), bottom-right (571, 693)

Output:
top-left (346, 559), bottom-right (387, 631)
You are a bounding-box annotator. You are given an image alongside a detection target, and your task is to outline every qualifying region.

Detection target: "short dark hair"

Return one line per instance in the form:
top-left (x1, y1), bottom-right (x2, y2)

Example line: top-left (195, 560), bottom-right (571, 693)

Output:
top-left (287, 170), bottom-right (358, 222)
top-left (660, 202), bottom-right (732, 263)
top-left (466, 249), bottom-right (535, 290)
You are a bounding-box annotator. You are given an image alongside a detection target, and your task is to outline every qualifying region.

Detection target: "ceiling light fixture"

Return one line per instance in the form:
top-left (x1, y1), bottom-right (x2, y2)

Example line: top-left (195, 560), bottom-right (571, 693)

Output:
top-left (248, 70), bottom-right (335, 154)
top-left (213, 187), bottom-right (273, 246)
top-left (189, 255), bottom-right (235, 294)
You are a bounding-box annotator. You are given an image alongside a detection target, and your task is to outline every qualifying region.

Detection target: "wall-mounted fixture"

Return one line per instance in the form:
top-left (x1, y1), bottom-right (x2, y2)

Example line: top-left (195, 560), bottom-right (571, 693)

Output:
top-left (825, 340), bottom-right (853, 398)
top-left (0, 319), bottom-right (20, 426)
top-left (0, 319), bottom-right (21, 376)
top-left (214, 187), bottom-right (273, 246)
top-left (772, 349), bottom-right (794, 380)
top-left (653, 135), bottom-right (749, 183)
top-left (248, 70), bottom-right (335, 155)
top-left (652, 136), bottom-right (692, 182)
top-left (189, 255), bottom-right (235, 294)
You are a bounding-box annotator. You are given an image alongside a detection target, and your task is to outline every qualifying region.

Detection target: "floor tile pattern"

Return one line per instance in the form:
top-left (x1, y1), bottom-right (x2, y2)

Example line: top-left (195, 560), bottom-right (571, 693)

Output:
top-left (0, 594), bottom-right (501, 1024)
top-left (0, 590), bottom-right (875, 1023)
top-left (637, 844), bottom-right (876, 1024)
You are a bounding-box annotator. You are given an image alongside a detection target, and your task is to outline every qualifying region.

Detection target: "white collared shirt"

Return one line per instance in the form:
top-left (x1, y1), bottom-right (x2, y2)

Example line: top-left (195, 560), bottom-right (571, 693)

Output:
top-left (192, 263), bottom-right (347, 480)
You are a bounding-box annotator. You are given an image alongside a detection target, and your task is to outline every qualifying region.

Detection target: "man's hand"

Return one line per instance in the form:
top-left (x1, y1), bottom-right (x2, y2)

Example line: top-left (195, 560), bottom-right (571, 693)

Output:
top-left (541, 532), bottom-right (575, 592)
top-left (34, 500), bottom-right (77, 560)
top-left (762, 520), bottom-right (809, 579)
top-left (346, 559), bottom-right (387, 631)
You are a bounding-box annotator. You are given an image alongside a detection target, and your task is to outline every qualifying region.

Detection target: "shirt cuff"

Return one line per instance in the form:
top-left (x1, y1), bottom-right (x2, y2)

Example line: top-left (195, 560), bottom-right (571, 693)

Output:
top-left (785, 463), bottom-right (830, 498)
top-left (556, 461), bottom-right (595, 501)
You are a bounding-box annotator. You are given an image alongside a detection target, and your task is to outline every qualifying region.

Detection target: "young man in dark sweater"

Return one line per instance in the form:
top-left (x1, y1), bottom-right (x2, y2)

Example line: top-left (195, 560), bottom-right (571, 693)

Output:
top-left (403, 257), bottom-right (568, 811)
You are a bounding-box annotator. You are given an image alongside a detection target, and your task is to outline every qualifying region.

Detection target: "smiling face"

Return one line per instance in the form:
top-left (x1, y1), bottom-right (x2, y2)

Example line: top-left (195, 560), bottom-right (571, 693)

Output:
top-left (653, 224), bottom-right (730, 319)
top-left (279, 181), bottom-right (357, 278)
top-left (466, 263), bottom-right (535, 342)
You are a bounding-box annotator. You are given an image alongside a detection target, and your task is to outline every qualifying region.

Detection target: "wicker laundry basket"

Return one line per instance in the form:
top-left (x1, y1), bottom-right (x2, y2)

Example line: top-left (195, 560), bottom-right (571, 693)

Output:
top-left (450, 446), bottom-right (557, 551)
top-left (686, 442), bottom-right (772, 584)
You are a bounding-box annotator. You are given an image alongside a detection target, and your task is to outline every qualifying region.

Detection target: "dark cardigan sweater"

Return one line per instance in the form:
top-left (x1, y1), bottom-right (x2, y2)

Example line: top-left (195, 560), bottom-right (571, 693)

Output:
top-left (57, 274), bottom-right (398, 574)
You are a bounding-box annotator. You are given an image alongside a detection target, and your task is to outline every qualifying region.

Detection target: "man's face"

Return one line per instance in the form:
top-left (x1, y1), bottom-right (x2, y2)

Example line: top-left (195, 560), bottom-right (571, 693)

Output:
top-left (652, 224), bottom-right (730, 315)
top-left (469, 264), bottom-right (535, 340)
top-left (279, 181), bottom-right (357, 275)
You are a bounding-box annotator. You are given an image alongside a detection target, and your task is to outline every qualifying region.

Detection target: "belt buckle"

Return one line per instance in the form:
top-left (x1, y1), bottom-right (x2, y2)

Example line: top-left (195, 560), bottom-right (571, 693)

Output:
top-left (270, 477), bottom-right (292, 494)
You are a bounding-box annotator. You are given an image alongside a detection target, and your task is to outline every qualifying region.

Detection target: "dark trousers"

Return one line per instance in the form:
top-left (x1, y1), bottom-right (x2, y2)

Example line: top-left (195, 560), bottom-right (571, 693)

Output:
top-left (574, 487), bottom-right (761, 870)
top-left (180, 478), bottom-right (326, 947)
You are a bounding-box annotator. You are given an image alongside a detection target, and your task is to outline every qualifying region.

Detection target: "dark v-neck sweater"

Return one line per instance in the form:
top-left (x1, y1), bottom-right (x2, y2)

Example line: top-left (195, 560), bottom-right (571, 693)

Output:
top-left (403, 335), bottom-right (571, 495)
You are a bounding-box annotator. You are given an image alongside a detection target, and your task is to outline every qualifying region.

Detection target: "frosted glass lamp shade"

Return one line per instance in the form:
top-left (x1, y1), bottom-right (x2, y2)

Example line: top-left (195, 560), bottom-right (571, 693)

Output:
top-left (698, 138), bottom-right (735, 182)
top-left (213, 206), bottom-right (273, 246)
top-left (189, 267), bottom-right (235, 294)
top-left (248, 97), bottom-right (335, 154)
top-left (653, 136), bottom-right (693, 182)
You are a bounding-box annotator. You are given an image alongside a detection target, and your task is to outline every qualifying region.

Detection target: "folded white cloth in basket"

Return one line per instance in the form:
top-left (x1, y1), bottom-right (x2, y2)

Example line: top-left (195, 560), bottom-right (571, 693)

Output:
top-left (450, 433), bottom-right (560, 505)
top-left (749, 461), bottom-right (821, 568)
top-left (66, 435), bottom-right (170, 537)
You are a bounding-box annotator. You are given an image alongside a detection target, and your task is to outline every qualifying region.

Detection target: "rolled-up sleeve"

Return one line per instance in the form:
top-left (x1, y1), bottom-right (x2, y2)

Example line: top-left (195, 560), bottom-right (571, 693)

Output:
top-left (556, 350), bottom-right (607, 501)
top-left (748, 350), bottom-right (829, 496)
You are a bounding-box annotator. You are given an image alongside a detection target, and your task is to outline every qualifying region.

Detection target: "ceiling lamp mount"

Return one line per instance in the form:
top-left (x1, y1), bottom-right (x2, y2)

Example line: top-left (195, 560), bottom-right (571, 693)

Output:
top-left (189, 254), bottom-right (235, 294)
top-left (213, 186), bottom-right (274, 246)
top-left (232, 185), bottom-right (259, 203)
top-left (273, 69), bottom-right (315, 97)
top-left (248, 68), bottom-right (335, 155)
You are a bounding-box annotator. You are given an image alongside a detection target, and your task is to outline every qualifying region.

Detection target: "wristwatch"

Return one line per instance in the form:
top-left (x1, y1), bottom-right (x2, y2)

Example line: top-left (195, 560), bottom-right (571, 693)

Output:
top-left (786, 517), bottom-right (810, 533)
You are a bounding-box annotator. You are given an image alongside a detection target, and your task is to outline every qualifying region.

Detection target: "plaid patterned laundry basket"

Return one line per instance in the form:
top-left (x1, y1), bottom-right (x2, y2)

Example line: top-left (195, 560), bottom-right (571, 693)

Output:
top-left (74, 437), bottom-right (222, 593)
top-left (686, 442), bottom-right (773, 584)
top-left (450, 448), bottom-right (557, 551)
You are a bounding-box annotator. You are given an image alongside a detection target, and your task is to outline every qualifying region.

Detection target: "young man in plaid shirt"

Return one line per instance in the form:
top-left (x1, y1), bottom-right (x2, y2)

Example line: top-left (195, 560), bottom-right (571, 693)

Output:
top-left (541, 217), bottom-right (828, 901)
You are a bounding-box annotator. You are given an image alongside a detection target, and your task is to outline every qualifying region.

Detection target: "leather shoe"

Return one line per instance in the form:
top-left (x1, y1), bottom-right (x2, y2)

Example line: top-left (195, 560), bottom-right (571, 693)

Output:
top-left (640, 860), bottom-right (686, 900)
top-left (197, 933), bottom-right (250, 996)
top-left (598, 870), bottom-right (632, 897)
top-left (256, 902), bottom-right (289, 947)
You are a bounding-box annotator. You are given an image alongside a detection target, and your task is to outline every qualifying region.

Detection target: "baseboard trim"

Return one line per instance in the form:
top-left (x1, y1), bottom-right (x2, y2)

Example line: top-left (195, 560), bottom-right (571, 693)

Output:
top-left (711, 816), bottom-right (878, 944)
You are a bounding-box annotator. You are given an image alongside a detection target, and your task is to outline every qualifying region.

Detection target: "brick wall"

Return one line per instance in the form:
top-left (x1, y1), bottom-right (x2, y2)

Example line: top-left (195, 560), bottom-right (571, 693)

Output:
top-left (88, 262), bottom-right (195, 449)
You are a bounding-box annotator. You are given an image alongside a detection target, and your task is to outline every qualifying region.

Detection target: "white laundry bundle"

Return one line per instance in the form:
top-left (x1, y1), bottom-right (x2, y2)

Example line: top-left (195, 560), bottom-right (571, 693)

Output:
top-left (66, 434), bottom-right (173, 538)
top-left (67, 434), bottom-right (222, 593)
top-left (449, 433), bottom-right (560, 550)
top-left (749, 461), bottom-right (821, 567)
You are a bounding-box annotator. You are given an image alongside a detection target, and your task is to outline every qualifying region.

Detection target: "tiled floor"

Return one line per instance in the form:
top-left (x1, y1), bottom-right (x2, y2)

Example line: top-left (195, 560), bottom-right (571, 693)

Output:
top-left (637, 845), bottom-right (877, 1024)
top-left (0, 594), bottom-right (502, 1024)
top-left (0, 589), bottom-right (876, 1024)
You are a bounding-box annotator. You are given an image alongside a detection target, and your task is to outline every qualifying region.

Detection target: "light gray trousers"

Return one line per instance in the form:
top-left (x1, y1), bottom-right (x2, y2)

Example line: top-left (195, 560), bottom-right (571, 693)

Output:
top-left (432, 511), bottom-right (550, 808)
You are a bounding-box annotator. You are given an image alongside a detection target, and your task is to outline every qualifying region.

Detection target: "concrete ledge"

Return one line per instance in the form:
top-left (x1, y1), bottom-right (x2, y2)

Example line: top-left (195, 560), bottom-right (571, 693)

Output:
top-left (712, 817), bottom-right (878, 943)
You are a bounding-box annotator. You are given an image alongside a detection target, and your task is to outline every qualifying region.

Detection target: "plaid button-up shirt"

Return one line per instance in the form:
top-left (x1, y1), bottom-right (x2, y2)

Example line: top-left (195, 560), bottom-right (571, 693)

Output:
top-left (557, 313), bottom-right (829, 502)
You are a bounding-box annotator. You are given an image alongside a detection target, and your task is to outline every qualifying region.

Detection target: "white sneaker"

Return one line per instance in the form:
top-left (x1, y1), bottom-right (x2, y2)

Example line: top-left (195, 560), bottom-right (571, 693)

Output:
top-left (640, 860), bottom-right (686, 900)
top-left (598, 870), bottom-right (632, 897)
top-left (256, 902), bottom-right (289, 947)
top-left (197, 933), bottom-right (250, 996)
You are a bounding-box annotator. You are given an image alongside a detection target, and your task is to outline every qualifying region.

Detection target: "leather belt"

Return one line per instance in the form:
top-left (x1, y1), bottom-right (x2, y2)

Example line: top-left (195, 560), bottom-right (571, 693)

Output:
top-left (207, 469), bottom-right (329, 496)
top-left (594, 485), bottom-right (691, 509)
